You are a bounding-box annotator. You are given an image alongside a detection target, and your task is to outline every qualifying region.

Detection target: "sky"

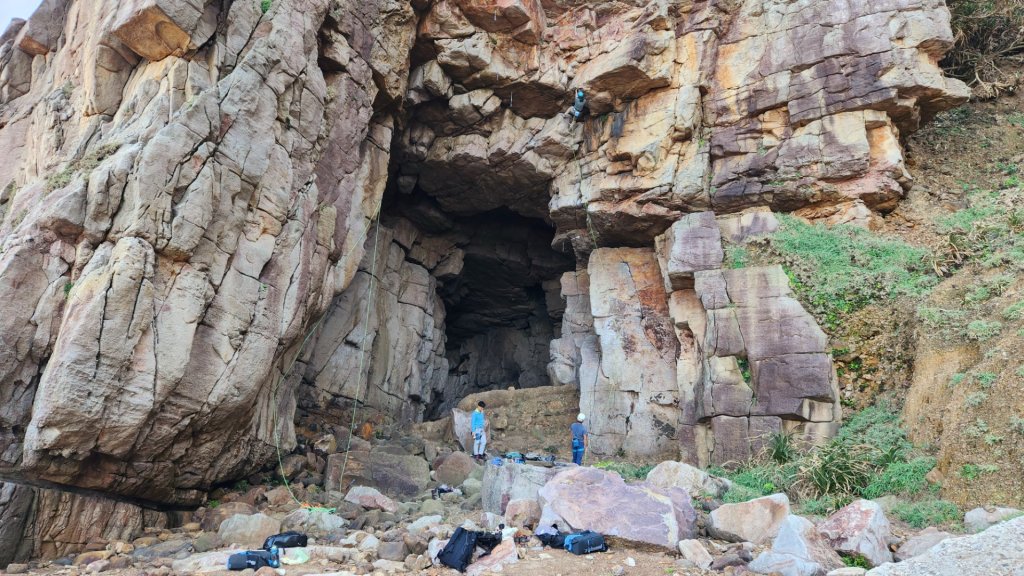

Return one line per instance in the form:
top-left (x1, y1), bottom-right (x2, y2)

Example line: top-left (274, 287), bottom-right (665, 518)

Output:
top-left (1, 0), bottom-right (41, 36)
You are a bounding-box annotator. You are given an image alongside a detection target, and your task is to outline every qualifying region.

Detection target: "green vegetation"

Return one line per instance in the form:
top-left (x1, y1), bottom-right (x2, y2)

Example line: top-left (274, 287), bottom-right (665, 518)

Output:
top-left (892, 499), bottom-right (960, 528)
top-left (63, 281), bottom-right (74, 297)
top-left (760, 215), bottom-right (936, 328)
top-left (964, 391), bottom-right (988, 408)
top-left (715, 403), bottom-right (949, 519)
top-left (843, 555), bottom-right (872, 569)
top-left (861, 457), bottom-right (938, 499)
top-left (725, 244), bottom-right (750, 269)
top-left (1004, 301), bottom-right (1024, 320)
top-left (208, 499), bottom-right (220, 509)
top-left (593, 460), bottom-right (654, 481)
top-left (966, 319), bottom-right (1003, 340)
top-left (45, 143), bottom-right (121, 192)
top-left (260, 0), bottom-right (272, 13)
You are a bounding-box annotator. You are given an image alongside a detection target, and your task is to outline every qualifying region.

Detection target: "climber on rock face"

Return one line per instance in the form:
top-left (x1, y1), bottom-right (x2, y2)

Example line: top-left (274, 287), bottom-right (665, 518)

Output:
top-left (571, 413), bottom-right (588, 465)
top-left (566, 88), bottom-right (587, 122)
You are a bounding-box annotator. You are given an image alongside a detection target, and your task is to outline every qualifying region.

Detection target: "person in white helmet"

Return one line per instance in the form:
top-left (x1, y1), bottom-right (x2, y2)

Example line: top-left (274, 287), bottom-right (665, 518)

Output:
top-left (571, 413), bottom-right (588, 465)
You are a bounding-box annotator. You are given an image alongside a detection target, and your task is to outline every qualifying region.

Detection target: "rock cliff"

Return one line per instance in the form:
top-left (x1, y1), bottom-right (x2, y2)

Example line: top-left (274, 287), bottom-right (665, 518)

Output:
top-left (0, 0), bottom-right (967, 541)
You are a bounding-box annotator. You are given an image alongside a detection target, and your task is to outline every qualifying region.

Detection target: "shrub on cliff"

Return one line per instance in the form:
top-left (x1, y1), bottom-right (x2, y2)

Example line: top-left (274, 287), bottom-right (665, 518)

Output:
top-left (944, 0), bottom-right (1024, 98)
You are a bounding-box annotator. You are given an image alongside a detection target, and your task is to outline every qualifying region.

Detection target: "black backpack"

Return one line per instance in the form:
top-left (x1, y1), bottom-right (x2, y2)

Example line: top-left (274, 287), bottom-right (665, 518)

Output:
top-left (226, 550), bottom-right (277, 570)
top-left (262, 531), bottom-right (308, 550)
top-left (437, 527), bottom-right (478, 572)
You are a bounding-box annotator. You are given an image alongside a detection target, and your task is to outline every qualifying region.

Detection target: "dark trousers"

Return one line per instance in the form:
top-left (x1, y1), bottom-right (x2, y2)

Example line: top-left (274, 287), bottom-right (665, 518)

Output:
top-left (572, 439), bottom-right (584, 465)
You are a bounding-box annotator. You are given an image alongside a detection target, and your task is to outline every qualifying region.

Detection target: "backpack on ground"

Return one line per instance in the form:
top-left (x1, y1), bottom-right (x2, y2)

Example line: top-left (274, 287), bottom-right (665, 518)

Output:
top-left (538, 531), bottom-right (568, 549)
top-left (262, 530), bottom-right (308, 550)
top-left (437, 527), bottom-right (478, 572)
top-left (563, 530), bottom-right (607, 555)
top-left (226, 549), bottom-right (278, 570)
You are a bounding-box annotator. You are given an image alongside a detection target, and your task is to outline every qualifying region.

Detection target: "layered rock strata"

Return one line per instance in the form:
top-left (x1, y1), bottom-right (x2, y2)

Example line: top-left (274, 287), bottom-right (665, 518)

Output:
top-left (0, 0), bottom-right (968, 527)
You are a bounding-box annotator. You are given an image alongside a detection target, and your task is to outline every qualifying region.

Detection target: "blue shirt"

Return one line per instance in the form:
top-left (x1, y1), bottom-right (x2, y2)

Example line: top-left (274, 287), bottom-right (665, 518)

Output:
top-left (471, 410), bottom-right (485, 431)
top-left (571, 422), bottom-right (587, 441)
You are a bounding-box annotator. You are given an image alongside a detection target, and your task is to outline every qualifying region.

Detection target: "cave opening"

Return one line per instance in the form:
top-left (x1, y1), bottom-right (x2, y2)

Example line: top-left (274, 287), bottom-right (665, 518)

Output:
top-left (381, 190), bottom-right (574, 420)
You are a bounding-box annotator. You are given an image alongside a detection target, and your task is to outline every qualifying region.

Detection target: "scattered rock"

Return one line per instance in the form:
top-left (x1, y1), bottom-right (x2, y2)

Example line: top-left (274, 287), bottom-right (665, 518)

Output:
top-left (538, 467), bottom-right (697, 549)
top-left (466, 538), bottom-right (518, 576)
top-left (378, 540), bottom-right (408, 561)
top-left (217, 513), bottom-right (282, 547)
top-left (4, 564), bottom-right (28, 574)
top-left (281, 508), bottom-right (346, 536)
top-left (893, 527), bottom-right (954, 562)
top-left (73, 550), bottom-right (113, 566)
top-left (749, 515), bottom-right (844, 576)
top-left (345, 486), bottom-right (398, 513)
top-left (200, 502), bottom-right (257, 532)
top-left (504, 498), bottom-right (541, 527)
top-left (419, 499), bottom-right (445, 516)
top-left (191, 531), bottom-right (223, 553)
top-left (866, 516), bottom-right (1024, 575)
top-left (817, 499), bottom-right (894, 566)
top-left (408, 515), bottom-right (443, 535)
top-left (435, 452), bottom-right (478, 486)
top-left (828, 569), bottom-right (868, 576)
top-left (678, 539), bottom-right (713, 569)
top-left (708, 494), bottom-right (791, 544)
top-left (130, 539), bottom-right (193, 561)
top-left (646, 461), bottom-right (731, 498)
top-left (963, 506), bottom-right (1022, 533)
top-left (711, 553), bottom-right (746, 570)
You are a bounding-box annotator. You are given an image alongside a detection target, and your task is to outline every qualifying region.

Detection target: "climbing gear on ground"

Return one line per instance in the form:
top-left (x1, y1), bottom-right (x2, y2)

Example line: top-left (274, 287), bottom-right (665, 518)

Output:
top-left (227, 549), bottom-right (279, 570)
top-left (263, 531), bottom-right (308, 550)
top-left (564, 531), bottom-right (608, 555)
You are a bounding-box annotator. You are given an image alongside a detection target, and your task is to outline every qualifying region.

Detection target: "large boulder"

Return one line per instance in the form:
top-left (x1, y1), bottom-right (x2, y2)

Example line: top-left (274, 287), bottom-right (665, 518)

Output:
top-left (817, 500), bottom-right (894, 567)
top-left (537, 467), bottom-right (696, 550)
top-left (749, 515), bottom-right (844, 576)
top-left (893, 527), bottom-right (954, 562)
top-left (217, 513), bottom-right (282, 548)
top-left (709, 494), bottom-right (791, 544)
top-left (504, 499), bottom-right (541, 528)
top-left (482, 461), bottom-right (562, 515)
top-left (281, 508), bottom-right (347, 537)
top-left (344, 486), bottom-right (397, 513)
top-left (963, 506), bottom-right (1022, 533)
top-left (325, 450), bottom-right (431, 499)
top-left (200, 501), bottom-right (258, 532)
top-left (645, 461), bottom-right (731, 498)
top-left (435, 452), bottom-right (478, 487)
top-left (866, 516), bottom-right (1024, 575)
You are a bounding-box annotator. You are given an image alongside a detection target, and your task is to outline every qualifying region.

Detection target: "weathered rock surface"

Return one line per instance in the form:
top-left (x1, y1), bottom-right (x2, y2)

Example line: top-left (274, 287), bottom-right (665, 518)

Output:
top-left (817, 500), bottom-right (894, 567)
top-left (344, 486), bottom-right (397, 513)
top-left (893, 527), bottom-right (954, 562)
top-left (866, 516), bottom-right (1024, 576)
top-left (645, 461), bottom-right (731, 498)
top-left (749, 515), bottom-right (844, 576)
top-left (217, 513), bottom-right (281, 547)
top-left (709, 494), bottom-right (791, 544)
top-left (537, 467), bottom-right (696, 550)
top-left (963, 506), bottom-right (1022, 534)
top-left (481, 461), bottom-right (562, 516)
top-left (0, 0), bottom-right (968, 560)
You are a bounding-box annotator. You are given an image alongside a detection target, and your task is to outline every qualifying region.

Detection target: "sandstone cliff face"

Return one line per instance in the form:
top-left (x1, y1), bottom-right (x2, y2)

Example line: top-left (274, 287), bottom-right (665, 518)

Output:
top-left (0, 0), bottom-right (967, 524)
top-left (0, 0), bottom-right (416, 506)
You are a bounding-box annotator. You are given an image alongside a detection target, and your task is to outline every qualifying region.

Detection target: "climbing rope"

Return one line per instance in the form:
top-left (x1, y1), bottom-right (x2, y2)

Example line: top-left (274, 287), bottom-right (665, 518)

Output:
top-left (268, 200), bottom-right (385, 509)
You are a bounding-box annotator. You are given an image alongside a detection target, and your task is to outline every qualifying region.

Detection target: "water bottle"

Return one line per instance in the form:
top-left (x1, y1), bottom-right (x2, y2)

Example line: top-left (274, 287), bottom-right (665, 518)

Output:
top-left (269, 546), bottom-right (281, 568)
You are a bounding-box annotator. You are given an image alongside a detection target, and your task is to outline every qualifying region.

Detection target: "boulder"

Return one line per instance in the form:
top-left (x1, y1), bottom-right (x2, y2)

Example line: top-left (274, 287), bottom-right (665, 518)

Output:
top-left (893, 527), bottom-right (954, 562)
top-left (435, 452), bottom-right (478, 486)
top-left (217, 513), bottom-right (282, 548)
top-left (504, 499), bottom-right (541, 527)
top-left (466, 538), bottom-right (519, 576)
top-left (345, 486), bottom-right (398, 513)
top-left (171, 550), bottom-right (234, 573)
top-left (408, 515), bottom-right (443, 535)
top-left (963, 506), bottom-right (1022, 533)
top-left (749, 515), bottom-right (844, 576)
top-left (828, 569), bottom-right (867, 576)
top-left (817, 500), bottom-right (894, 567)
top-left (677, 539), bottom-right (713, 569)
top-left (191, 532), bottom-right (222, 553)
top-left (281, 508), bottom-right (347, 537)
top-left (645, 461), bottom-right (731, 498)
top-left (537, 467), bottom-right (697, 550)
top-left (130, 539), bottom-right (192, 561)
top-left (200, 502), bottom-right (257, 532)
top-left (419, 499), bottom-right (445, 516)
top-left (482, 461), bottom-right (562, 515)
top-left (709, 494), bottom-right (791, 544)
top-left (866, 516), bottom-right (1024, 575)
top-left (377, 540), bottom-right (408, 561)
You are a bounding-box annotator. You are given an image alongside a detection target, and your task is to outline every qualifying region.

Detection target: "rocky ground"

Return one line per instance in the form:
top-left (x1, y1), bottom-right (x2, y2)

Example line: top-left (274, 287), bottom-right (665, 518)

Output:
top-left (4, 398), bottom-right (1024, 576)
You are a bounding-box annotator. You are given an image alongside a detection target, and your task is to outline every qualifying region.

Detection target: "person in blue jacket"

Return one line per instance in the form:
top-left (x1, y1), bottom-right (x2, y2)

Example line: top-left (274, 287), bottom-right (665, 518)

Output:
top-left (471, 401), bottom-right (489, 461)
top-left (571, 413), bottom-right (588, 465)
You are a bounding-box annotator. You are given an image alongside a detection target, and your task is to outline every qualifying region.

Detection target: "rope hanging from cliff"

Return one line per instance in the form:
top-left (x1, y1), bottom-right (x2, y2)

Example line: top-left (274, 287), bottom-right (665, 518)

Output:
top-left (334, 210), bottom-right (385, 492)
top-left (570, 132), bottom-right (598, 464)
top-left (270, 204), bottom-right (385, 508)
